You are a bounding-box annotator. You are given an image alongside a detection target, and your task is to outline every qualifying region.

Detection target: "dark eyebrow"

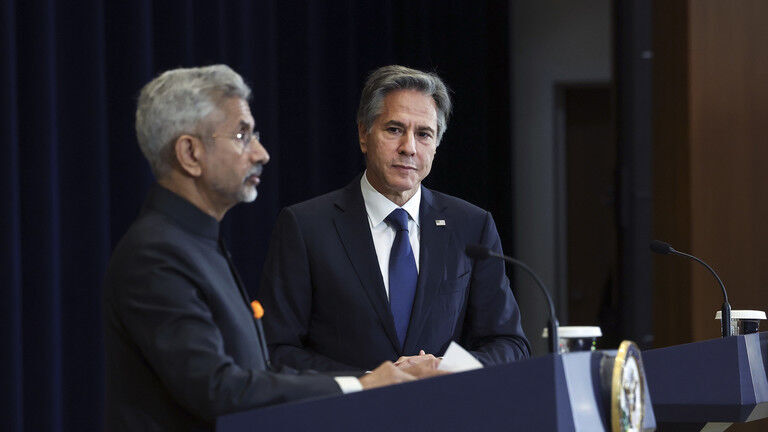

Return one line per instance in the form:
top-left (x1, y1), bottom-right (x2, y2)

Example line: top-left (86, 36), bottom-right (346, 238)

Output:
top-left (382, 120), bottom-right (435, 135)
top-left (238, 120), bottom-right (255, 131)
top-left (383, 120), bottom-right (406, 129)
top-left (417, 125), bottom-right (436, 134)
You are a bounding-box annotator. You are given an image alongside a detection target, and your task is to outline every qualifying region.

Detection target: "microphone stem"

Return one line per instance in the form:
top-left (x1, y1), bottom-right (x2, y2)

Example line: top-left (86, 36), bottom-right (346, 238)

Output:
top-left (670, 249), bottom-right (728, 303)
top-left (721, 301), bottom-right (732, 338)
top-left (490, 251), bottom-right (560, 353)
top-left (671, 248), bottom-right (732, 337)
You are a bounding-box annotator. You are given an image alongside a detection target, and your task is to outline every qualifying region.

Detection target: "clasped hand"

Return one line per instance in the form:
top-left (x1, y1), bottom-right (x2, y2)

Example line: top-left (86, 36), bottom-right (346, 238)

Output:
top-left (393, 350), bottom-right (441, 371)
top-left (359, 350), bottom-right (446, 390)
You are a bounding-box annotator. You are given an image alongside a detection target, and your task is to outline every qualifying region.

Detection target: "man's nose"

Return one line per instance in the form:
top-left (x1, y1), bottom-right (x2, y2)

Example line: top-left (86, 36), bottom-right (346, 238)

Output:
top-left (249, 138), bottom-right (270, 165)
top-left (398, 133), bottom-right (416, 155)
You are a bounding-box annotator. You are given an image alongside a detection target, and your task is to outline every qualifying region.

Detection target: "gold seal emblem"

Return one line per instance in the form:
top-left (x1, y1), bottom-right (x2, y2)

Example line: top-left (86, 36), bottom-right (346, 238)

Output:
top-left (611, 340), bottom-right (645, 432)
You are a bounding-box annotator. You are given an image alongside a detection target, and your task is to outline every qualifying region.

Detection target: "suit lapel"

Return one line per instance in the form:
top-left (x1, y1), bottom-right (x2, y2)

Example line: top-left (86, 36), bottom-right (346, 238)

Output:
top-left (219, 237), bottom-right (254, 312)
top-left (333, 178), bottom-right (401, 353)
top-left (219, 237), bottom-right (271, 368)
top-left (403, 187), bottom-right (448, 354)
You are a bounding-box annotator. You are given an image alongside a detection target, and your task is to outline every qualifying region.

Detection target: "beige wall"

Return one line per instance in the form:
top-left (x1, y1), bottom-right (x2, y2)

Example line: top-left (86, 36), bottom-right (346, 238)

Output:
top-left (511, 0), bottom-right (612, 355)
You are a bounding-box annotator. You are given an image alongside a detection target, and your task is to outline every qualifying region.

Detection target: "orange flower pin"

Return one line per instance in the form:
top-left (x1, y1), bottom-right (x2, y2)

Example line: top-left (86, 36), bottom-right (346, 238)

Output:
top-left (250, 300), bottom-right (264, 319)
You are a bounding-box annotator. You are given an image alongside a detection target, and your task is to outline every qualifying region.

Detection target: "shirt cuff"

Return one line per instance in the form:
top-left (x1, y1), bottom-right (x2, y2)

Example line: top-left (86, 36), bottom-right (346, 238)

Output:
top-left (334, 376), bottom-right (363, 394)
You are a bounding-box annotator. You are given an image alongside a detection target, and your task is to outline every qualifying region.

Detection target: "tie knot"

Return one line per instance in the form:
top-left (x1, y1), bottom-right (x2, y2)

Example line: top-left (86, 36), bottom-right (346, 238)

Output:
top-left (386, 208), bottom-right (410, 231)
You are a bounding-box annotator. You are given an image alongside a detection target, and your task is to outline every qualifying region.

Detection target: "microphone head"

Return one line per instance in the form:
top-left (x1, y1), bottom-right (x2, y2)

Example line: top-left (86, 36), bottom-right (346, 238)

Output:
top-left (650, 240), bottom-right (673, 255)
top-left (465, 244), bottom-right (491, 259)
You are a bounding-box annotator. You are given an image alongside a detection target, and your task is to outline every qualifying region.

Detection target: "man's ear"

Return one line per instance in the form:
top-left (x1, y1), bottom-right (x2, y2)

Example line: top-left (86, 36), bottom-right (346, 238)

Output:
top-left (358, 123), bottom-right (368, 154)
top-left (174, 134), bottom-right (204, 177)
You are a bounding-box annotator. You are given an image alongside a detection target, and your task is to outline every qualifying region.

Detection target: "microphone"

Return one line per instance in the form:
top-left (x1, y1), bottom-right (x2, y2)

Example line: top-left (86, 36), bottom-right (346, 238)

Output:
top-left (466, 245), bottom-right (560, 354)
top-left (650, 240), bottom-right (732, 337)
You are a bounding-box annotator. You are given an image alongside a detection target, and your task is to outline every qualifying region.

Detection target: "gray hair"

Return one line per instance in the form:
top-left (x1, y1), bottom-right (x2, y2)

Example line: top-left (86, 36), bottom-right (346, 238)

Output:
top-left (135, 64), bottom-right (251, 177)
top-left (356, 65), bottom-right (452, 144)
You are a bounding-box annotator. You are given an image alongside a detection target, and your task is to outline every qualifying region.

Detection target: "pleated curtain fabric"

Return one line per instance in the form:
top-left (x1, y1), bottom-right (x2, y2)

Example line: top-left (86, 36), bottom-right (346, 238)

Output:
top-left (0, 1), bottom-right (513, 430)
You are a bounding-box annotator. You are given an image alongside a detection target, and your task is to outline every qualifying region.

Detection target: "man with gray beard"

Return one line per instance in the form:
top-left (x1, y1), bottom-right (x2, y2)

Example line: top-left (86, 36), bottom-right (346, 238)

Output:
top-left (103, 65), bottom-right (436, 432)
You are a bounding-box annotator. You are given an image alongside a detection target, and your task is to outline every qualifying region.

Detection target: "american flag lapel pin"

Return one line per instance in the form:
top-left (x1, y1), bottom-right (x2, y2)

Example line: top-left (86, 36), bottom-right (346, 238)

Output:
top-left (435, 219), bottom-right (446, 226)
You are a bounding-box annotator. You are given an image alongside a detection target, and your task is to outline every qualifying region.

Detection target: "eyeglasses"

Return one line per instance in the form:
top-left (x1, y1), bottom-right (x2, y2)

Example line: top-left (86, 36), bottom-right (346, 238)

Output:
top-left (211, 130), bottom-right (262, 154)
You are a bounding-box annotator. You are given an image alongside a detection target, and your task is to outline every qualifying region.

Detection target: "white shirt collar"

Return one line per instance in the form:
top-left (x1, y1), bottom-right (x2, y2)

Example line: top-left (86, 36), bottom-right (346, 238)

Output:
top-left (360, 170), bottom-right (421, 228)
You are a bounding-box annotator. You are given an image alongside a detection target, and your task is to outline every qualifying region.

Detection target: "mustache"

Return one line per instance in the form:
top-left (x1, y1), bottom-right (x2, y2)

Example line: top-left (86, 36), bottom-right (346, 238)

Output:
top-left (245, 164), bottom-right (263, 178)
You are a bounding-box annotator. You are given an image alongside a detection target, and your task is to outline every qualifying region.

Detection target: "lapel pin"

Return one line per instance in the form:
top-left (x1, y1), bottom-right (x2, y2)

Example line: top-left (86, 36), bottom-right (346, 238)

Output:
top-left (435, 220), bottom-right (446, 226)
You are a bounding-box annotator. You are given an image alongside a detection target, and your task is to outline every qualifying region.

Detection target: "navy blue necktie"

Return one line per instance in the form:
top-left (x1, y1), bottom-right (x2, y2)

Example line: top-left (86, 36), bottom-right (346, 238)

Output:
top-left (386, 208), bottom-right (417, 348)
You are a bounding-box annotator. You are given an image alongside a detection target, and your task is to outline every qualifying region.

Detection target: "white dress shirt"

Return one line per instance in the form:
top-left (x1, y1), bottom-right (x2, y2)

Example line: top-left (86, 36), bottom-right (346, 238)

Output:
top-left (328, 173), bottom-right (422, 393)
top-left (360, 171), bottom-right (421, 299)
top-left (333, 376), bottom-right (363, 393)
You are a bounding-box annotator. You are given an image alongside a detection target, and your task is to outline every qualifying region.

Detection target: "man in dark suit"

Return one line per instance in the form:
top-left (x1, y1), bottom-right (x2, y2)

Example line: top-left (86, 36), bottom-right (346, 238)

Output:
top-left (103, 65), bottom-right (433, 432)
top-left (260, 65), bottom-right (531, 372)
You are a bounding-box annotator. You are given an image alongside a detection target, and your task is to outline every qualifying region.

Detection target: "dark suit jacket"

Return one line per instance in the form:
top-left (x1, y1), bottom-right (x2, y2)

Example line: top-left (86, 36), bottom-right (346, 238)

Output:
top-left (260, 176), bottom-right (531, 372)
top-left (103, 185), bottom-right (340, 432)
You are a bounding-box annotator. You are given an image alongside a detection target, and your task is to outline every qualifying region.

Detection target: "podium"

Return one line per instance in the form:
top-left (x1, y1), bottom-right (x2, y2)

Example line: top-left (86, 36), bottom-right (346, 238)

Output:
top-left (644, 332), bottom-right (768, 430)
top-left (217, 351), bottom-right (656, 431)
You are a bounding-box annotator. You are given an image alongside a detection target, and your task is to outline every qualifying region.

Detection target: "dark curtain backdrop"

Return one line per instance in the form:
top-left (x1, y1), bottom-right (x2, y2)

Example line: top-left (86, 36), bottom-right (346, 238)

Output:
top-left (0, 1), bottom-right (513, 430)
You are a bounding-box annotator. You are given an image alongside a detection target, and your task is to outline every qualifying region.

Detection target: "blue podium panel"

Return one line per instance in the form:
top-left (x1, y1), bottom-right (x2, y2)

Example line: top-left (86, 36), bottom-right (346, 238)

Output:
top-left (218, 355), bottom-right (573, 431)
top-left (644, 332), bottom-right (768, 424)
top-left (217, 352), bottom-right (656, 432)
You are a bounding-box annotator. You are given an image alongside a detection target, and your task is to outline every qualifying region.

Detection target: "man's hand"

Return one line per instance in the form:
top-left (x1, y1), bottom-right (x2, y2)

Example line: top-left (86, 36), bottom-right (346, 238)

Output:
top-left (396, 357), bottom-right (448, 379)
top-left (358, 361), bottom-right (416, 390)
top-left (394, 350), bottom-right (441, 369)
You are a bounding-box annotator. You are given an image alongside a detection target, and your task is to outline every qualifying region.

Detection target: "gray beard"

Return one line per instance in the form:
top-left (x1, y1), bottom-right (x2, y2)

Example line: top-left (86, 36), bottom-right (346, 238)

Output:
top-left (238, 184), bottom-right (258, 203)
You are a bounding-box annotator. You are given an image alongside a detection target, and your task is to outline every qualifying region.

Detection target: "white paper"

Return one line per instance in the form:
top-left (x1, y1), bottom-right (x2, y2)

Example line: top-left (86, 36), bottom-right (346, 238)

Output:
top-left (438, 341), bottom-right (484, 373)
